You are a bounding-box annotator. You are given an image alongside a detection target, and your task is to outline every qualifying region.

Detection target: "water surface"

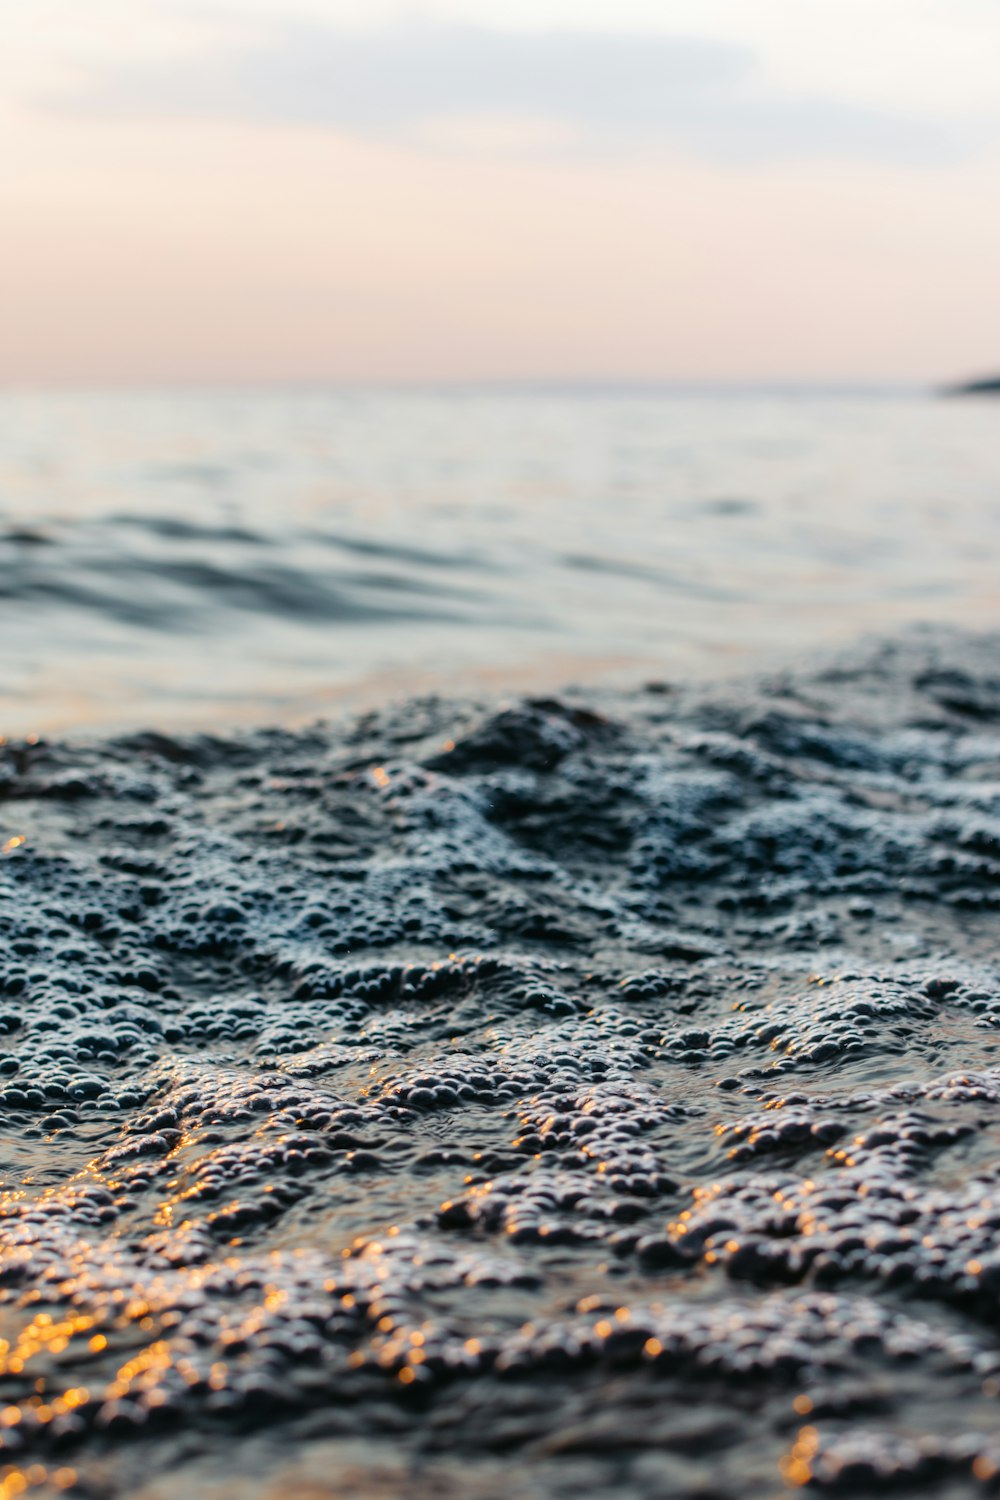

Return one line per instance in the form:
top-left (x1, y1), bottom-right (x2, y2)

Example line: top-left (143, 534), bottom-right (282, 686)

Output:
top-left (2, 630), bottom-right (1000, 1498)
top-left (1, 388), bottom-right (997, 734)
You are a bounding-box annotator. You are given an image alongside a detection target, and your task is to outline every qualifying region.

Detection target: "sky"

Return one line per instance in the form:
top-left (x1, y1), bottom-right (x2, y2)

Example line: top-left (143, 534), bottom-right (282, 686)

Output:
top-left (4, 0), bottom-right (1000, 385)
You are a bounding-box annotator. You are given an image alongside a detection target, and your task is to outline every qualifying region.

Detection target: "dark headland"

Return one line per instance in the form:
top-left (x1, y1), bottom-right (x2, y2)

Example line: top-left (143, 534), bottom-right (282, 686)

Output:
top-left (942, 373), bottom-right (1000, 395)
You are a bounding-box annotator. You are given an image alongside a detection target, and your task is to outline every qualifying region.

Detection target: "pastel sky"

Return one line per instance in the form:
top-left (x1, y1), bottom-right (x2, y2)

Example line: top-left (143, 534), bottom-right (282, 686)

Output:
top-left (5, 0), bottom-right (1000, 384)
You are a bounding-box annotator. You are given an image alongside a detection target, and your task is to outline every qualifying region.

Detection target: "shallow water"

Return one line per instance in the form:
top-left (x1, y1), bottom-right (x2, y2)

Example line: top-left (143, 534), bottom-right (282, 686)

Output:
top-left (1, 388), bottom-right (999, 734)
top-left (1, 629), bottom-right (1000, 1497)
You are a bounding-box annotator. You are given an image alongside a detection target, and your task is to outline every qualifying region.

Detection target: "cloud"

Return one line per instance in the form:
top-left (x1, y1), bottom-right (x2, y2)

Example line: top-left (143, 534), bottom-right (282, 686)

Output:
top-left (46, 17), bottom-right (969, 164)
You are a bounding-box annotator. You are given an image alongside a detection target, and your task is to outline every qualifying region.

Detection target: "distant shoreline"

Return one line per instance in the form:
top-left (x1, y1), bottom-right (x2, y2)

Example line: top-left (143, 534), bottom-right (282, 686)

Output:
top-left (942, 374), bottom-right (1000, 396)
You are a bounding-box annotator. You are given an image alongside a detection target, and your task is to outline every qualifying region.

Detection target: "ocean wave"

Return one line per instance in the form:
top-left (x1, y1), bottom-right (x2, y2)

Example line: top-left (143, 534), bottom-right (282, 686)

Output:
top-left (0, 629), bottom-right (998, 1496)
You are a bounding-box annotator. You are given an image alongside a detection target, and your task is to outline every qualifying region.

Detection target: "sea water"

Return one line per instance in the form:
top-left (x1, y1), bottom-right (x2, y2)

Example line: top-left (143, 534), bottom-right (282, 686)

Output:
top-left (1, 386), bottom-right (997, 734)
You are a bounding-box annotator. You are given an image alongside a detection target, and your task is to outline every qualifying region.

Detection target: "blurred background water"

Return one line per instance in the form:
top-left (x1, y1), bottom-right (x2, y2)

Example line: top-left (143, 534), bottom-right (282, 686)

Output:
top-left (0, 387), bottom-right (997, 736)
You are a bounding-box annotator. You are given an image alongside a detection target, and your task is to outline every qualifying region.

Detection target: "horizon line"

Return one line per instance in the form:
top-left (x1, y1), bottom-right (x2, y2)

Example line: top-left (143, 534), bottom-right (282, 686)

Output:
top-left (0, 375), bottom-right (949, 398)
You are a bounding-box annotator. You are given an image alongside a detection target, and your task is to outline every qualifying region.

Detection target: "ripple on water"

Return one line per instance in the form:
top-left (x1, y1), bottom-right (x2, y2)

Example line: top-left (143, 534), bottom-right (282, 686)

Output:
top-left (1, 629), bottom-right (1000, 1497)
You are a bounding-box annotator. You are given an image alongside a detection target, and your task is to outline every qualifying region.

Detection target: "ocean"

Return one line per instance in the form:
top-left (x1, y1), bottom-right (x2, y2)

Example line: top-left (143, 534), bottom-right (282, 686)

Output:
top-left (2, 389), bottom-right (1000, 1499)
top-left (1, 386), bottom-right (998, 735)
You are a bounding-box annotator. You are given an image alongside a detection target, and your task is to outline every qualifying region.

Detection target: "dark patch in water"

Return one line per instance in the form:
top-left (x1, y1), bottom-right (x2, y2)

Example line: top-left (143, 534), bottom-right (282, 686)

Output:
top-left (561, 551), bottom-right (743, 599)
top-left (0, 553), bottom-right (479, 630)
top-left (1, 630), bottom-right (1000, 1497)
top-left (701, 498), bottom-right (759, 516)
top-left (316, 530), bottom-right (490, 571)
top-left (0, 528), bottom-right (53, 547)
top-left (111, 515), bottom-right (267, 546)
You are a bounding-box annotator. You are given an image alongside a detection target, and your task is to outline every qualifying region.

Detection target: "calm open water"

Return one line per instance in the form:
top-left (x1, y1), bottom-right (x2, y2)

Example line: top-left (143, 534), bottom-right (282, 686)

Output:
top-left (0, 387), bottom-right (997, 735)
